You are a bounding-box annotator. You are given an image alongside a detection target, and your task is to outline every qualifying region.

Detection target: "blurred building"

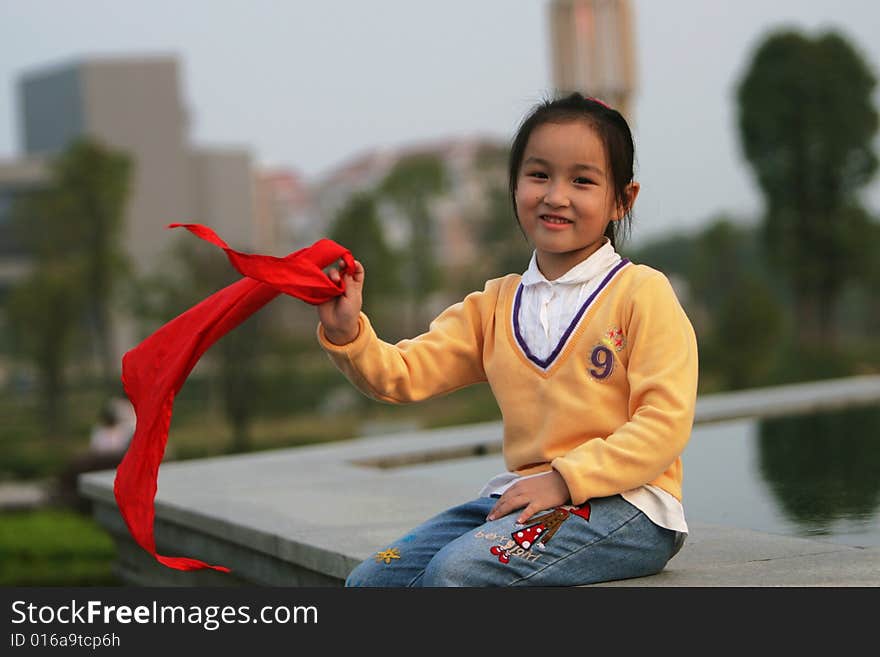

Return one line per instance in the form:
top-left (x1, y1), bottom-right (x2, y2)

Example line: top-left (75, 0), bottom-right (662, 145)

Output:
top-left (0, 157), bottom-right (48, 299)
top-left (3, 56), bottom-right (512, 346)
top-left (0, 55), bottom-right (265, 358)
top-left (7, 56), bottom-right (510, 292)
top-left (188, 145), bottom-right (256, 254)
top-left (548, 0), bottom-right (637, 121)
top-left (309, 137), bottom-right (508, 272)
top-left (253, 168), bottom-right (312, 256)
top-left (15, 55), bottom-right (258, 275)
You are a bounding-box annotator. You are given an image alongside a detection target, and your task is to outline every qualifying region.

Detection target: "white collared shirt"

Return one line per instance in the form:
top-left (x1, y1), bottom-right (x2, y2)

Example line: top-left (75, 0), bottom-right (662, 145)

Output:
top-left (479, 239), bottom-right (689, 539)
top-left (517, 240), bottom-right (622, 361)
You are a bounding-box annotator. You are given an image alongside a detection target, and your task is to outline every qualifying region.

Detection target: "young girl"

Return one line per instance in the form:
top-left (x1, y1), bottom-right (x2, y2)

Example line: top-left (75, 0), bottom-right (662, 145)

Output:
top-left (317, 92), bottom-right (698, 587)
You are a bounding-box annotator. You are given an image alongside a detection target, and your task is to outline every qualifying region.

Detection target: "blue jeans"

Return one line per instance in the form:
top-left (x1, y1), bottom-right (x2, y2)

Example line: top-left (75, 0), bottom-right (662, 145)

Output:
top-left (345, 495), bottom-right (678, 587)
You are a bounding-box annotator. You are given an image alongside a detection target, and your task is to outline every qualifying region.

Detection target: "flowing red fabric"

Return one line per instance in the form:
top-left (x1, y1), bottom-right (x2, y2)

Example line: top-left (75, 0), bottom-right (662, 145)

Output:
top-left (115, 223), bottom-right (354, 572)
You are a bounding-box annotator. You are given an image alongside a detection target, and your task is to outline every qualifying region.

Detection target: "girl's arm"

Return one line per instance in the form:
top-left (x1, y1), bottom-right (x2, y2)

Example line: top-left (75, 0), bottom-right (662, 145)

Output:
top-left (316, 264), bottom-right (505, 404)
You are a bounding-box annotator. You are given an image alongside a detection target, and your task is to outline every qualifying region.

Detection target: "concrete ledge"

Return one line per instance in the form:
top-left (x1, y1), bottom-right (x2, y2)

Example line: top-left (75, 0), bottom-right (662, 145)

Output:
top-left (0, 480), bottom-right (50, 511)
top-left (79, 375), bottom-right (880, 587)
top-left (598, 524), bottom-right (880, 587)
top-left (694, 375), bottom-right (880, 423)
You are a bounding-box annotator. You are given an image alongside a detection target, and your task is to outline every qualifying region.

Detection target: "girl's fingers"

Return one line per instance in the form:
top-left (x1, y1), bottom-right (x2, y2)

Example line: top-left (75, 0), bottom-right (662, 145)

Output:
top-left (516, 503), bottom-right (539, 524)
top-left (348, 260), bottom-right (365, 284)
top-left (345, 262), bottom-right (365, 291)
top-left (487, 493), bottom-right (526, 521)
top-left (487, 499), bottom-right (503, 521)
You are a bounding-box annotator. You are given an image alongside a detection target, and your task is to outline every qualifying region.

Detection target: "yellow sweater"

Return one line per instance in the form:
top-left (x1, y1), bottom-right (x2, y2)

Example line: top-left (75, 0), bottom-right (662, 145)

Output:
top-left (317, 261), bottom-right (698, 505)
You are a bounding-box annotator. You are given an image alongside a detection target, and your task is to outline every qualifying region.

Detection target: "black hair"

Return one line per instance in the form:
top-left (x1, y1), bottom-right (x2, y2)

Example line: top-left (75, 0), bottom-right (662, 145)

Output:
top-left (508, 92), bottom-right (637, 248)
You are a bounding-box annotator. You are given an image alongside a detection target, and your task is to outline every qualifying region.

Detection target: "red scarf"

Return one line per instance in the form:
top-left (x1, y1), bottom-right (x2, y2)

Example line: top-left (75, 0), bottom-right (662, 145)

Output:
top-left (115, 224), bottom-right (354, 572)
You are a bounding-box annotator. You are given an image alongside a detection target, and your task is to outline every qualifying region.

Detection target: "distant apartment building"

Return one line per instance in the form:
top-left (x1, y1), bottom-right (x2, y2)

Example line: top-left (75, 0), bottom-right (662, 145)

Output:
top-left (188, 146), bottom-right (256, 253)
top-left (0, 55), bottom-right (266, 358)
top-left (16, 55), bottom-right (259, 275)
top-left (309, 137), bottom-right (508, 272)
top-left (253, 168), bottom-right (314, 256)
top-left (549, 0), bottom-right (637, 121)
top-left (4, 56), bottom-right (516, 347)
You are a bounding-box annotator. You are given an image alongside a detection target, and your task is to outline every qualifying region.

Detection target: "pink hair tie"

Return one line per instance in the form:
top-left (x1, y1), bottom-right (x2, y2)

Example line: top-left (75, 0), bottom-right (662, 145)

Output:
top-left (586, 96), bottom-right (612, 110)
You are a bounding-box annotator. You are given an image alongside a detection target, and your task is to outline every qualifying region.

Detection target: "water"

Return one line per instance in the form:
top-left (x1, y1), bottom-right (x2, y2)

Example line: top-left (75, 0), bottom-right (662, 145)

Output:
top-left (377, 402), bottom-right (880, 548)
top-left (682, 404), bottom-right (880, 547)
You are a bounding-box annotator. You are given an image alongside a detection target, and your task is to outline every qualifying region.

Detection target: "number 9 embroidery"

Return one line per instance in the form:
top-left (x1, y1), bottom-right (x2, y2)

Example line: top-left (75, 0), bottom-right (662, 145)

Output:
top-left (589, 345), bottom-right (614, 379)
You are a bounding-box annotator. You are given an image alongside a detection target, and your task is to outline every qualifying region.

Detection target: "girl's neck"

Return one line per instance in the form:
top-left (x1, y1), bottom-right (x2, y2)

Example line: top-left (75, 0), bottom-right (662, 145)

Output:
top-left (535, 241), bottom-right (606, 281)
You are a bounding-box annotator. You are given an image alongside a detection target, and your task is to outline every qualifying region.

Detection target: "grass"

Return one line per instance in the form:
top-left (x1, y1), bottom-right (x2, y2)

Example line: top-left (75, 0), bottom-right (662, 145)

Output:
top-left (1, 383), bottom-right (108, 480)
top-left (167, 384), bottom-right (502, 459)
top-left (0, 380), bottom-right (503, 587)
top-left (1, 367), bottom-right (504, 478)
top-left (0, 508), bottom-right (121, 586)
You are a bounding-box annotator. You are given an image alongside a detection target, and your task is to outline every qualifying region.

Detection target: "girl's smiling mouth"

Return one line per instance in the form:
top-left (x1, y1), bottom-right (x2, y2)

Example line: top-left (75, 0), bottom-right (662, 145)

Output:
top-left (540, 214), bottom-right (574, 226)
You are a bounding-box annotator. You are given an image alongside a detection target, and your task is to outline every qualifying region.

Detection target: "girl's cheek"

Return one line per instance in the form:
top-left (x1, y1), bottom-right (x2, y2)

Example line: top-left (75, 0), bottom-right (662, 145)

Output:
top-left (516, 185), bottom-right (536, 207)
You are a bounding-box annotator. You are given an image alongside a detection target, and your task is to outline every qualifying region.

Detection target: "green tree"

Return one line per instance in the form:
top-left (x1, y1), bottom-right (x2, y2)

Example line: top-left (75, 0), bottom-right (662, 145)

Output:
top-left (689, 219), bottom-right (773, 313)
top-left (5, 137), bottom-right (133, 437)
top-left (330, 191), bottom-right (401, 300)
top-left (707, 274), bottom-right (784, 389)
top-left (625, 232), bottom-right (695, 280)
top-left (736, 29), bottom-right (878, 346)
top-left (11, 138), bottom-right (134, 393)
top-left (471, 144), bottom-right (532, 284)
top-left (54, 139), bottom-right (133, 389)
top-left (858, 219), bottom-right (880, 338)
top-left (6, 263), bottom-right (84, 437)
top-left (633, 218), bottom-right (786, 391)
top-left (691, 221), bottom-right (784, 389)
top-left (378, 153), bottom-right (447, 330)
top-left (476, 184), bottom-right (532, 279)
top-left (218, 314), bottom-right (261, 454)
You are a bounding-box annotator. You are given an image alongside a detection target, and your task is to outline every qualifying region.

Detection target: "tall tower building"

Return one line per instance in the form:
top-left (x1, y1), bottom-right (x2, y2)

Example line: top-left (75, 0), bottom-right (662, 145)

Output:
top-left (548, 0), bottom-right (637, 122)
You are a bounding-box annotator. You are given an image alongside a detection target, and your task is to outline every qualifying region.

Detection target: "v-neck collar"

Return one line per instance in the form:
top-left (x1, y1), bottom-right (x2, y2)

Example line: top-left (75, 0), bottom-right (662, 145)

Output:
top-left (512, 258), bottom-right (630, 371)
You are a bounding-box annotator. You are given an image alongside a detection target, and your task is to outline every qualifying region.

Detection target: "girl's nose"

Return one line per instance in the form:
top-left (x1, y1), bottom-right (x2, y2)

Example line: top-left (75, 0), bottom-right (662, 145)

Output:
top-left (543, 183), bottom-right (570, 208)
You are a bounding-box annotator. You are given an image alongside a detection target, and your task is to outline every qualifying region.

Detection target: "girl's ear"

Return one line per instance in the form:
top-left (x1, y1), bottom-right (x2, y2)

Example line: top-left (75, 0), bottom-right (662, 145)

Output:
top-left (615, 181), bottom-right (640, 219)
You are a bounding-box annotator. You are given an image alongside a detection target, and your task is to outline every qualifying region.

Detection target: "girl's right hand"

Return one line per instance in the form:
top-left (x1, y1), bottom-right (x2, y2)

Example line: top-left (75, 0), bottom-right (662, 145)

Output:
top-left (317, 259), bottom-right (365, 345)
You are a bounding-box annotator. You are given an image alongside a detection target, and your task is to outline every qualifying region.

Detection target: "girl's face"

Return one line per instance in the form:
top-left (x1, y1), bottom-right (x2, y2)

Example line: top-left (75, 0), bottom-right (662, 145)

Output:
top-left (514, 120), bottom-right (638, 280)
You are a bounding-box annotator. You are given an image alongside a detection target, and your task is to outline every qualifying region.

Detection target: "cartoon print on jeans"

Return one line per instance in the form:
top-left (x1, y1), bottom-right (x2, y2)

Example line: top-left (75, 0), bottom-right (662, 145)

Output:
top-left (488, 503), bottom-right (592, 564)
top-left (490, 541), bottom-right (515, 563)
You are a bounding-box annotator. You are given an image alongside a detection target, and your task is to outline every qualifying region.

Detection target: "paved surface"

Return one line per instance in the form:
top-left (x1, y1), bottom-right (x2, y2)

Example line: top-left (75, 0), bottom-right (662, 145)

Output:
top-left (78, 377), bottom-right (880, 586)
top-left (0, 480), bottom-right (50, 510)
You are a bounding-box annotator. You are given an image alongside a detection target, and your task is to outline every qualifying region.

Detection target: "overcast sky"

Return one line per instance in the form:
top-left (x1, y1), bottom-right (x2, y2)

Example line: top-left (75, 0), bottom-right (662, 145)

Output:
top-left (1, 0), bottom-right (878, 245)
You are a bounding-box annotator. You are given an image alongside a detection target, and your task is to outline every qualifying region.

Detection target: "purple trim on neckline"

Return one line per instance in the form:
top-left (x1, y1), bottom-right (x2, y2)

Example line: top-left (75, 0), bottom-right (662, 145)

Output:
top-left (513, 259), bottom-right (630, 370)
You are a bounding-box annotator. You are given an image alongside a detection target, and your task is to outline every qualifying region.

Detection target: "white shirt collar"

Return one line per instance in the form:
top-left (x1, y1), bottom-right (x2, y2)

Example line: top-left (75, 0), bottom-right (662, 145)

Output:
top-left (520, 238), bottom-right (621, 287)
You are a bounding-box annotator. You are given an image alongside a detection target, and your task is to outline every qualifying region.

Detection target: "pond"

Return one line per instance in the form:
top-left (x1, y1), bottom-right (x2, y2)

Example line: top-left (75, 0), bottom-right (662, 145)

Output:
top-left (346, 396), bottom-right (880, 549)
top-left (682, 404), bottom-right (880, 548)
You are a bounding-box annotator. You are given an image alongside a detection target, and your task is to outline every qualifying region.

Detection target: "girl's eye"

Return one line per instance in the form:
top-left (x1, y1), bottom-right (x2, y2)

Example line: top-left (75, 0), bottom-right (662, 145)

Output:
top-left (527, 171), bottom-right (548, 179)
top-left (573, 177), bottom-right (594, 185)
